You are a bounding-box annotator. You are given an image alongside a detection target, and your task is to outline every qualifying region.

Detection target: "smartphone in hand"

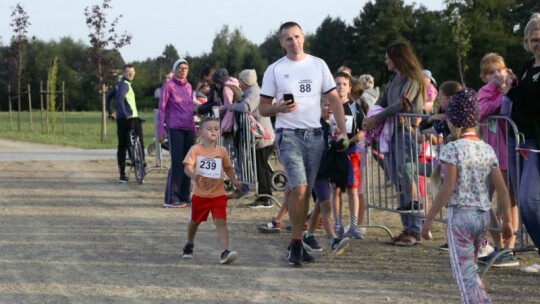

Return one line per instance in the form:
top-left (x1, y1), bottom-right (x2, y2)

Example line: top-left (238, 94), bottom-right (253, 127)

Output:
top-left (283, 93), bottom-right (294, 105)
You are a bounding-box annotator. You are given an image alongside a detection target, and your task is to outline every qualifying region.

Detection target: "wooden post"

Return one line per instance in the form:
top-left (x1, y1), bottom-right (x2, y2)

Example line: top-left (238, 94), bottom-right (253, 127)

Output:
top-left (101, 83), bottom-right (107, 142)
top-left (40, 81), bottom-right (44, 134)
top-left (8, 85), bottom-right (13, 131)
top-left (28, 84), bottom-right (33, 132)
top-left (45, 81), bottom-right (49, 134)
top-left (62, 81), bottom-right (65, 135)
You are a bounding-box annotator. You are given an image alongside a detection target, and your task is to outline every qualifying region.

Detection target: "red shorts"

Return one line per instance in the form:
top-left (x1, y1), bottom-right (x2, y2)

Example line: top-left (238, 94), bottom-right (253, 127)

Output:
top-left (190, 194), bottom-right (228, 223)
top-left (347, 151), bottom-right (360, 189)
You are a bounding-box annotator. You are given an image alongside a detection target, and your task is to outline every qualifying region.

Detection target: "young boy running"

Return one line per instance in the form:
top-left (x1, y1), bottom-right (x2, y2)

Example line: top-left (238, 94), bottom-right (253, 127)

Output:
top-left (182, 117), bottom-right (241, 264)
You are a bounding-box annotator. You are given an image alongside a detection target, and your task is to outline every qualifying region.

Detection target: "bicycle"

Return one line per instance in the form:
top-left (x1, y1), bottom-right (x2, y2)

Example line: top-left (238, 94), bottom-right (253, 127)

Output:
top-left (127, 118), bottom-right (145, 185)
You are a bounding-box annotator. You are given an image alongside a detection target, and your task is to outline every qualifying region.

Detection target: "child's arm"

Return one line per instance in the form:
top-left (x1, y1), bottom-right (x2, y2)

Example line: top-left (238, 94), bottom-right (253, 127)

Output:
top-left (184, 163), bottom-right (202, 183)
top-left (477, 83), bottom-right (504, 119)
top-left (490, 167), bottom-right (513, 240)
top-left (421, 162), bottom-right (457, 240)
top-left (224, 166), bottom-right (241, 190)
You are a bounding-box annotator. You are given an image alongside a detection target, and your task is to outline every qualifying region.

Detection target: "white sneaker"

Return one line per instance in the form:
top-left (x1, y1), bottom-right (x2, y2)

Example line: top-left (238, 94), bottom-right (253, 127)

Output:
top-left (478, 240), bottom-right (494, 258)
top-left (520, 263), bottom-right (540, 273)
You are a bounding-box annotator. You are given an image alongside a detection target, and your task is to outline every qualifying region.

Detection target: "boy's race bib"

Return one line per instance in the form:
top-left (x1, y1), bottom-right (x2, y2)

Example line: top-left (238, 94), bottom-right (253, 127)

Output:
top-left (345, 115), bottom-right (354, 134)
top-left (195, 156), bottom-right (222, 179)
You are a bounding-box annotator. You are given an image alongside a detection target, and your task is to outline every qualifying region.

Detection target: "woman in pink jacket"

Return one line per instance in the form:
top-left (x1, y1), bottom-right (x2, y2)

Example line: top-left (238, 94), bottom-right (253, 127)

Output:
top-left (158, 59), bottom-right (196, 208)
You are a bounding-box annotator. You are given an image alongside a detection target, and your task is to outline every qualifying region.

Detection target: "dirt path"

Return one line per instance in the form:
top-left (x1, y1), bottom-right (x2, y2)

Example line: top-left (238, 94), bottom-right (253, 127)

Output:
top-left (0, 141), bottom-right (538, 303)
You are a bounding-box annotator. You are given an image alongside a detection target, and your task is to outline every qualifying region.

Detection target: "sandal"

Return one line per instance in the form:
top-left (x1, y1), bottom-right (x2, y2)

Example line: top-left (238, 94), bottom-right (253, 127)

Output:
top-left (395, 233), bottom-right (421, 246)
top-left (385, 231), bottom-right (408, 245)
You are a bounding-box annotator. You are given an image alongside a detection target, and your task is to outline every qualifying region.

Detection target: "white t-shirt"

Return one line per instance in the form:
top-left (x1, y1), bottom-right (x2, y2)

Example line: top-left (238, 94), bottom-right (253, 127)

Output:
top-left (260, 55), bottom-right (336, 129)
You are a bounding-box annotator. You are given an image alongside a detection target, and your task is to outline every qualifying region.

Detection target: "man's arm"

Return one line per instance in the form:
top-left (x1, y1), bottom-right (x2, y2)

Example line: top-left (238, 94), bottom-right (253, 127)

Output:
top-left (115, 81), bottom-right (130, 118)
top-left (106, 87), bottom-right (116, 118)
top-left (259, 95), bottom-right (295, 117)
top-left (326, 89), bottom-right (348, 143)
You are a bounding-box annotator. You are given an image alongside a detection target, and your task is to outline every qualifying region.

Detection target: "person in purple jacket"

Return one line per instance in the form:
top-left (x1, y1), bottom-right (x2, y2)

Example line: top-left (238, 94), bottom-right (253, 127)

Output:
top-left (157, 58), bottom-right (196, 208)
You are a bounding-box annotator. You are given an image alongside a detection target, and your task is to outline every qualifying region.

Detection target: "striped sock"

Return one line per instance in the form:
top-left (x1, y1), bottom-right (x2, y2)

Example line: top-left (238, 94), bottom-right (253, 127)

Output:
top-left (334, 215), bottom-right (343, 229)
top-left (351, 215), bottom-right (358, 227)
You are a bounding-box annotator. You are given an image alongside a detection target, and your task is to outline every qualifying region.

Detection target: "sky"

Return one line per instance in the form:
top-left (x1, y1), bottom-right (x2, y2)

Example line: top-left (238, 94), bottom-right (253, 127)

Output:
top-left (1, 0), bottom-right (445, 63)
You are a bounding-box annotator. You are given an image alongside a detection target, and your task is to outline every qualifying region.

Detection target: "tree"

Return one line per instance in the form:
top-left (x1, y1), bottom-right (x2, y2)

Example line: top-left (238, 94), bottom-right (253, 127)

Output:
top-left (310, 16), bottom-right (352, 72)
top-left (9, 3), bottom-right (31, 132)
top-left (84, 0), bottom-right (132, 142)
top-left (350, 0), bottom-right (415, 83)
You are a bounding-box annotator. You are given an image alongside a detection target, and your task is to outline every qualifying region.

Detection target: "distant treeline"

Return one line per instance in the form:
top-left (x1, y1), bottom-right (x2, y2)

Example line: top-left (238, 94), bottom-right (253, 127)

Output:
top-left (0, 0), bottom-right (538, 111)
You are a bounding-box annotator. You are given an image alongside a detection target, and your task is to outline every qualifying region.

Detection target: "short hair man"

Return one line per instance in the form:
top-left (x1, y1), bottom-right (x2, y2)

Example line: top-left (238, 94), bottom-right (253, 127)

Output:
top-left (106, 64), bottom-right (145, 183)
top-left (259, 21), bottom-right (348, 266)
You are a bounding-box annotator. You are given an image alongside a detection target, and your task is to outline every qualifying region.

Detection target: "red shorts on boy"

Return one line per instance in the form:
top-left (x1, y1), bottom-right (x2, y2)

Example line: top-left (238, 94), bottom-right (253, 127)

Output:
top-left (190, 195), bottom-right (228, 223)
top-left (347, 151), bottom-right (360, 188)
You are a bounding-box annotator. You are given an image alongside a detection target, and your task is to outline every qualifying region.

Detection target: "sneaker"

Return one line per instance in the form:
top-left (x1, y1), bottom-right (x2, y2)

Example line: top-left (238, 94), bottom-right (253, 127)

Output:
top-left (287, 241), bottom-right (303, 266)
top-left (346, 226), bottom-right (364, 239)
top-left (331, 237), bottom-right (350, 256)
top-left (220, 250), bottom-right (238, 264)
top-left (492, 252), bottom-right (519, 267)
top-left (334, 225), bottom-right (345, 238)
top-left (247, 199), bottom-right (273, 209)
top-left (163, 202), bottom-right (188, 208)
top-left (396, 201), bottom-right (422, 214)
top-left (439, 243), bottom-right (449, 251)
top-left (302, 248), bottom-right (315, 263)
top-left (478, 247), bottom-right (497, 265)
top-left (183, 243), bottom-right (194, 259)
top-left (478, 241), bottom-right (495, 259)
top-left (118, 175), bottom-right (128, 183)
top-left (520, 263), bottom-right (540, 273)
top-left (256, 218), bottom-right (283, 234)
top-left (303, 235), bottom-right (323, 252)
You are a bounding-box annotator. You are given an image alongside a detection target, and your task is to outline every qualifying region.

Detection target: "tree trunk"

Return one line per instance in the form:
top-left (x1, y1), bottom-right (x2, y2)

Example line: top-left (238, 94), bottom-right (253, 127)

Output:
top-left (8, 85), bottom-right (13, 131)
top-left (17, 51), bottom-right (22, 132)
top-left (62, 81), bottom-right (66, 135)
top-left (40, 81), bottom-right (45, 134)
top-left (101, 83), bottom-right (107, 142)
top-left (28, 83), bottom-right (33, 131)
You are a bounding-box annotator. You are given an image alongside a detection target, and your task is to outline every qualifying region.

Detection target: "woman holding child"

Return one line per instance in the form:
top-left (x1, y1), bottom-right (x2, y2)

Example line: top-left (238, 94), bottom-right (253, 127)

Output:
top-left (362, 42), bottom-right (426, 246)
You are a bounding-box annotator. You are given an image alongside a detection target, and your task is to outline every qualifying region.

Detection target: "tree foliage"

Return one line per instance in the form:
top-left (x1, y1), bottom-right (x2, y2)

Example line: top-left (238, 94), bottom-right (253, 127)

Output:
top-left (1, 0), bottom-right (539, 113)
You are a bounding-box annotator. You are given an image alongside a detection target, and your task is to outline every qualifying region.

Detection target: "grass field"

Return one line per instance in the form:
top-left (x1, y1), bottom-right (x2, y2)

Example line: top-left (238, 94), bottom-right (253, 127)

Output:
top-left (0, 111), bottom-right (156, 149)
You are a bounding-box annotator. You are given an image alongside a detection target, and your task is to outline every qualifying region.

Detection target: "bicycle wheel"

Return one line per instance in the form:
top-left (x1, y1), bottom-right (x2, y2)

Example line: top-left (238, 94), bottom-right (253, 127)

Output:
top-left (147, 141), bottom-right (156, 157)
top-left (132, 138), bottom-right (145, 185)
top-left (271, 170), bottom-right (287, 191)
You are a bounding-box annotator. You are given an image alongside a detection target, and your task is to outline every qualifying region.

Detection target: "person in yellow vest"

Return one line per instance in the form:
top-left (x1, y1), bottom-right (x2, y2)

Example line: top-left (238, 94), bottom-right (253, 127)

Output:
top-left (107, 64), bottom-right (145, 183)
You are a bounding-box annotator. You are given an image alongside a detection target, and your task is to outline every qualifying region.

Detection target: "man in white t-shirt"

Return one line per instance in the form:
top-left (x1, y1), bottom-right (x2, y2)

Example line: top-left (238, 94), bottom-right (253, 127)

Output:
top-left (259, 21), bottom-right (348, 267)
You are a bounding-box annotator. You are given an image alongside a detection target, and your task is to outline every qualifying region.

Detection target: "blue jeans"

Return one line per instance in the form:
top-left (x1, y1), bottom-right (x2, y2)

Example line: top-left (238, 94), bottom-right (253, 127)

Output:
top-left (275, 128), bottom-right (324, 195)
top-left (508, 138), bottom-right (540, 254)
top-left (388, 131), bottom-right (422, 234)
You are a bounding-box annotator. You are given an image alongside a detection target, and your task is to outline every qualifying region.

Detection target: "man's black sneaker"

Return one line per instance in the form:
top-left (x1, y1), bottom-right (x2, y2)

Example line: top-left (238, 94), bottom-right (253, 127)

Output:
top-left (439, 243), bottom-right (449, 251)
top-left (331, 237), bottom-right (350, 256)
top-left (302, 235), bottom-right (323, 252)
top-left (183, 243), bottom-right (194, 259)
top-left (396, 201), bottom-right (422, 213)
top-left (302, 248), bottom-right (315, 263)
top-left (118, 175), bottom-right (128, 183)
top-left (287, 241), bottom-right (303, 266)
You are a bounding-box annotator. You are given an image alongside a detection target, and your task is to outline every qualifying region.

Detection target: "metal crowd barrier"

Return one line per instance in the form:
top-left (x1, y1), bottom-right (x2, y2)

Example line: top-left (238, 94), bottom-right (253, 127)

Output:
top-left (145, 109), bottom-right (168, 175)
top-left (362, 113), bottom-right (537, 277)
top-left (477, 115), bottom-right (536, 276)
top-left (224, 112), bottom-right (281, 212)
